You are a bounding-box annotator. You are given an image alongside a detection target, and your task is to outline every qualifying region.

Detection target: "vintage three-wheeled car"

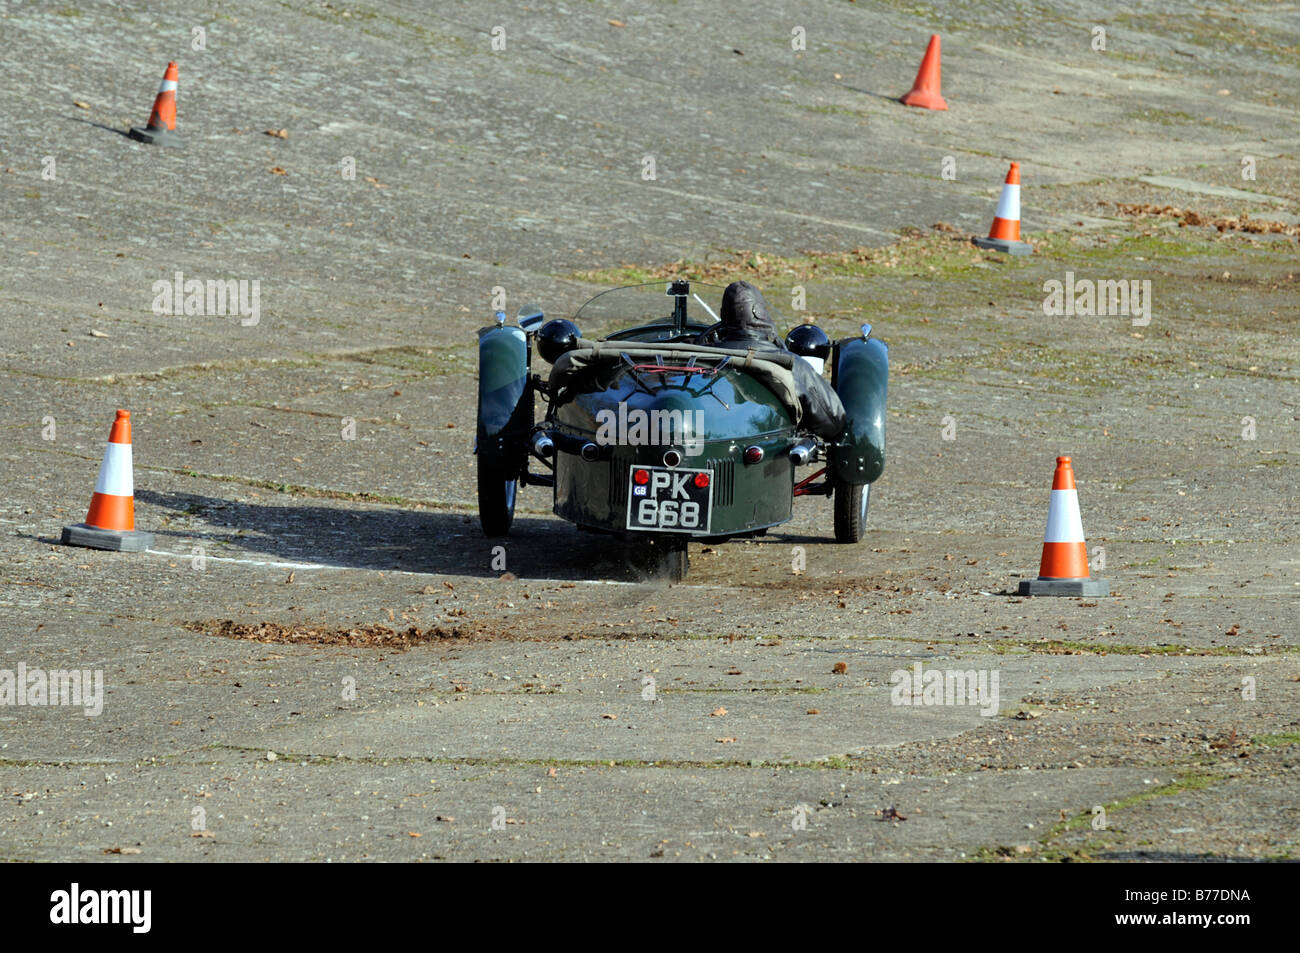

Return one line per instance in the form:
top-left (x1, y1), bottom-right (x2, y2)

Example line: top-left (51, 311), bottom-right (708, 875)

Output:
top-left (474, 280), bottom-right (887, 581)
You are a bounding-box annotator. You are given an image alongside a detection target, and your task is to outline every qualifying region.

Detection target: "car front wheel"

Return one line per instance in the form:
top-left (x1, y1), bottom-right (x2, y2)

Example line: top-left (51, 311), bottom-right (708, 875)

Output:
top-left (833, 479), bottom-right (870, 543)
top-left (478, 454), bottom-right (518, 537)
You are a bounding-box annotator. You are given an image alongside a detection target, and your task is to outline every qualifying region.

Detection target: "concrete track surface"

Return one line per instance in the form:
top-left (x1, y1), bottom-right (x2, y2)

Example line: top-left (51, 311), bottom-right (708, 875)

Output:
top-left (1, 1), bottom-right (1297, 861)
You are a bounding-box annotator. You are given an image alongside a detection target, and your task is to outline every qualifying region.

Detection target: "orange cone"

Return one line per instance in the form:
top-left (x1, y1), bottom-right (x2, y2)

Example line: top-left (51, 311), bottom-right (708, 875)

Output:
top-left (62, 410), bottom-right (154, 552)
top-left (900, 35), bottom-right (948, 111)
top-left (974, 162), bottom-right (1033, 255)
top-left (1018, 457), bottom-right (1108, 596)
top-left (129, 61), bottom-right (184, 148)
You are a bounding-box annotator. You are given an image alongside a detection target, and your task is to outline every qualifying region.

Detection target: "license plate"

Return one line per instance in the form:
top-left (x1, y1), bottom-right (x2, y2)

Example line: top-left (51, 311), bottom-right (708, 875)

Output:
top-left (626, 466), bottom-right (713, 534)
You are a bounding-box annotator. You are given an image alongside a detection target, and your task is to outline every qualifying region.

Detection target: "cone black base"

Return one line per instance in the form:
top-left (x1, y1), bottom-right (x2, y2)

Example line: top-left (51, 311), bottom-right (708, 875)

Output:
top-left (61, 524), bottom-right (154, 552)
top-left (974, 236), bottom-right (1032, 255)
top-left (129, 125), bottom-right (184, 148)
top-left (1018, 577), bottom-right (1109, 597)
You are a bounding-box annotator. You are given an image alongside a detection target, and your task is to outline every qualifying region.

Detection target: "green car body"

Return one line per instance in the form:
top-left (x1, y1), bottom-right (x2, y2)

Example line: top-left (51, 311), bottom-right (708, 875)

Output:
top-left (474, 282), bottom-right (888, 579)
top-left (551, 360), bottom-right (798, 537)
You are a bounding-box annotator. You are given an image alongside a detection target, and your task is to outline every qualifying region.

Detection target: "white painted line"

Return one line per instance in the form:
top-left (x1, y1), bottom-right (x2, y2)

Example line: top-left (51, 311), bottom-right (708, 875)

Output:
top-left (143, 550), bottom-right (725, 587)
top-left (145, 548), bottom-right (400, 573)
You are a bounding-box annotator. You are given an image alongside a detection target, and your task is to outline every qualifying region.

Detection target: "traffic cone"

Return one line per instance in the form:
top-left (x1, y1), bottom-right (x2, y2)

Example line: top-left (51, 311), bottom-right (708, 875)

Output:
top-left (128, 61), bottom-right (183, 148)
top-left (901, 35), bottom-right (948, 111)
top-left (1018, 456), bottom-right (1108, 596)
top-left (974, 162), bottom-right (1033, 255)
top-left (61, 410), bottom-right (154, 552)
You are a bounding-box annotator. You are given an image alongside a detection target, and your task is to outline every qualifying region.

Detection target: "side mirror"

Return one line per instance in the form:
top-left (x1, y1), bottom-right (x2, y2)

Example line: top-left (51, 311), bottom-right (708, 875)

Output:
top-left (517, 303), bottom-right (545, 332)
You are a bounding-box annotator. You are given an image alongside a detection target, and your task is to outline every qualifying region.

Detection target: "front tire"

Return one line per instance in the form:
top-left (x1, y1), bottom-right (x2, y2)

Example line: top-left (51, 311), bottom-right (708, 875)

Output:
top-left (478, 455), bottom-right (518, 537)
top-left (833, 479), bottom-right (870, 543)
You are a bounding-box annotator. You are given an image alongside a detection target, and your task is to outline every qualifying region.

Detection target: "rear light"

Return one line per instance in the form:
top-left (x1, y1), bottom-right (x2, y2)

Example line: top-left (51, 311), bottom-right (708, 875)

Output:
top-left (693, 472), bottom-right (710, 488)
top-left (633, 468), bottom-right (650, 485)
top-left (743, 445), bottom-right (764, 465)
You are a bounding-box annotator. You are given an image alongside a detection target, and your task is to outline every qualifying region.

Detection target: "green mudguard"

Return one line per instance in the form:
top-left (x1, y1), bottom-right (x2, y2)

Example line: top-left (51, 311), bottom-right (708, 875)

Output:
top-left (829, 336), bottom-right (888, 485)
top-left (476, 324), bottom-right (532, 475)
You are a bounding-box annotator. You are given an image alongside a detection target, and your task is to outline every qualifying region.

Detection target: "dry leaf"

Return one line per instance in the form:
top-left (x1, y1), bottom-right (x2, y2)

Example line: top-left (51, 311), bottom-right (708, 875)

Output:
top-left (716, 737), bottom-right (737, 744)
top-left (832, 662), bottom-right (848, 675)
top-left (74, 100), bottom-right (91, 109)
top-left (269, 166), bottom-right (287, 175)
top-left (709, 706), bottom-right (727, 717)
top-left (407, 831), bottom-right (422, 837)
top-left (264, 128), bottom-right (288, 138)
top-left (601, 713), bottom-right (617, 720)
top-left (608, 19), bottom-right (625, 27)
top-left (806, 709), bottom-right (821, 715)
top-left (190, 830), bottom-right (215, 838)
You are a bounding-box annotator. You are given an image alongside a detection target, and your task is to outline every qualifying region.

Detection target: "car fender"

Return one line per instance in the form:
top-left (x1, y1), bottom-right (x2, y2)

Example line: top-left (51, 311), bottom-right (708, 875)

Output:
top-left (829, 335), bottom-right (887, 484)
top-left (477, 325), bottom-right (532, 468)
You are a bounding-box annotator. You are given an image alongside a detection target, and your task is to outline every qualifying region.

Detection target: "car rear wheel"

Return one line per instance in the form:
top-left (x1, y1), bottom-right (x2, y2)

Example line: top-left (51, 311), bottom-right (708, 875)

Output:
top-left (833, 479), bottom-right (870, 543)
top-left (627, 537), bottom-right (688, 583)
top-left (661, 539), bottom-right (689, 583)
top-left (478, 455), bottom-right (517, 537)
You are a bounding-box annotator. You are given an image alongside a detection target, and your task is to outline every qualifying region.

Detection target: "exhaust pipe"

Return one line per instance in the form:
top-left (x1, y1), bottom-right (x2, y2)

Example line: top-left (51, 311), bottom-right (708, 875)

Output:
top-left (531, 432), bottom-right (554, 458)
top-left (789, 439), bottom-right (818, 466)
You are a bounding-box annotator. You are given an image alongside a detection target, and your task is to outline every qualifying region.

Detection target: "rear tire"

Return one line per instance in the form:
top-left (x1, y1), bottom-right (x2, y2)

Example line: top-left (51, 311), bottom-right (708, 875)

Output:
top-left (833, 479), bottom-right (870, 543)
top-left (478, 455), bottom-right (517, 537)
top-left (661, 539), bottom-right (689, 583)
top-left (628, 537), bottom-right (689, 583)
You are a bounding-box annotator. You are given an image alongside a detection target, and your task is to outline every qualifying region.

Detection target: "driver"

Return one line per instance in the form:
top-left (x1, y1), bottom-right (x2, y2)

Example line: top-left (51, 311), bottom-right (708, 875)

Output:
top-left (709, 280), bottom-right (784, 350)
top-left (703, 281), bottom-right (846, 439)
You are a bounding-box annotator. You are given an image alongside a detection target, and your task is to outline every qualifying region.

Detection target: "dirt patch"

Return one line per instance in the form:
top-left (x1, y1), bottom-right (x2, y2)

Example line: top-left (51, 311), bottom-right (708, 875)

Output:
top-left (572, 226), bottom-right (1008, 286)
top-left (185, 618), bottom-right (471, 650)
top-left (1106, 201), bottom-right (1300, 236)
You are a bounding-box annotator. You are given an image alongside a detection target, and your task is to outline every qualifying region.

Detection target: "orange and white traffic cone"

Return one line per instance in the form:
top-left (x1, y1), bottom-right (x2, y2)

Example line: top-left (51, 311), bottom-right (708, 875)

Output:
top-left (129, 61), bottom-right (183, 148)
top-left (61, 410), bottom-right (154, 552)
top-left (1018, 456), bottom-right (1108, 596)
top-left (900, 34), bottom-right (948, 111)
top-left (973, 161), bottom-right (1032, 255)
